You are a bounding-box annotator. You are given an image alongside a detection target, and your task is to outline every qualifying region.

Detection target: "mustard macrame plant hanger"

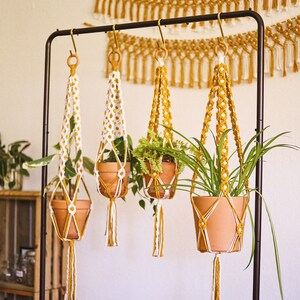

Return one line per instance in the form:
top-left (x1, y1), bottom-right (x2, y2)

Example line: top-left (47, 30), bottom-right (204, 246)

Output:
top-left (49, 40), bottom-right (92, 300)
top-left (96, 26), bottom-right (129, 247)
top-left (190, 15), bottom-right (249, 300)
top-left (143, 20), bottom-right (180, 257)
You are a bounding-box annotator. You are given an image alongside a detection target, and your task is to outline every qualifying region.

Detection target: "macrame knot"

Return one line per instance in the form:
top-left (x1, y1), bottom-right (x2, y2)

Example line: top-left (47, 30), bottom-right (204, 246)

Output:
top-left (68, 202), bottom-right (77, 216)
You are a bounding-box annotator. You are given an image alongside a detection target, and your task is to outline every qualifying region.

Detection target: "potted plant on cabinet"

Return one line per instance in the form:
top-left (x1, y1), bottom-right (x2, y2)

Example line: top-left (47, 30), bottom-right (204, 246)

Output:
top-left (0, 136), bottom-right (32, 190)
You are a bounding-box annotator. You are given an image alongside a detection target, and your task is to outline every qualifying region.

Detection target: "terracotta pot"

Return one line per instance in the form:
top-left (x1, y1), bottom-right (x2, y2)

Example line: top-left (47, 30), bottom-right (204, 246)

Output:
top-left (192, 196), bottom-right (246, 253)
top-left (51, 199), bottom-right (91, 240)
top-left (97, 162), bottom-right (131, 198)
top-left (144, 162), bottom-right (177, 199)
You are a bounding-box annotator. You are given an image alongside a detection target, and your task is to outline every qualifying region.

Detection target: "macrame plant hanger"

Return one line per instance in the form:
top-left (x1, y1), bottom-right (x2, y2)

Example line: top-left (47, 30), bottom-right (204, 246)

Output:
top-left (49, 32), bottom-right (92, 300)
top-left (190, 14), bottom-right (249, 300)
top-left (143, 20), bottom-right (179, 257)
top-left (41, 10), bottom-right (265, 300)
top-left (96, 25), bottom-right (129, 247)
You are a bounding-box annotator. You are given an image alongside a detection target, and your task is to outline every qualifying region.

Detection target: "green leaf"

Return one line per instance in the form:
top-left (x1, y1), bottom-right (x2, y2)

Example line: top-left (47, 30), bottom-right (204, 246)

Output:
top-left (8, 180), bottom-right (15, 189)
top-left (83, 156), bottom-right (95, 175)
top-left (20, 169), bottom-right (30, 176)
top-left (139, 199), bottom-right (146, 210)
top-left (23, 154), bottom-right (56, 169)
top-left (73, 150), bottom-right (82, 164)
top-left (53, 142), bottom-right (61, 151)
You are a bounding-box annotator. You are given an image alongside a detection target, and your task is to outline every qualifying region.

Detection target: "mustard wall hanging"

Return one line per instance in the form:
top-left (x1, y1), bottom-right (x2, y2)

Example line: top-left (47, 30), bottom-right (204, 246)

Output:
top-left (94, 0), bottom-right (299, 26)
top-left (96, 26), bottom-right (130, 247)
top-left (106, 15), bottom-right (300, 88)
top-left (49, 36), bottom-right (92, 300)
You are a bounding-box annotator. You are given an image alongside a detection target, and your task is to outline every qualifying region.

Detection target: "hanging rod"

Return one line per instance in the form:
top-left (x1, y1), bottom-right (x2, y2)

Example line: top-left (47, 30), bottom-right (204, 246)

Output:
top-left (41, 9), bottom-right (264, 300)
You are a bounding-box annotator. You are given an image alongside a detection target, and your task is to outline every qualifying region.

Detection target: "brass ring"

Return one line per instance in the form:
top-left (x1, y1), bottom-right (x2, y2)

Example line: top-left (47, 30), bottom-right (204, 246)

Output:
top-left (67, 52), bottom-right (79, 68)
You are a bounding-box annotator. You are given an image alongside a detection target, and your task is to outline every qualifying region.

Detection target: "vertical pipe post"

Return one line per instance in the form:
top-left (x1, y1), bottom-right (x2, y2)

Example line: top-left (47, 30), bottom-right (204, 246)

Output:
top-left (40, 37), bottom-right (52, 300)
top-left (253, 12), bottom-right (265, 300)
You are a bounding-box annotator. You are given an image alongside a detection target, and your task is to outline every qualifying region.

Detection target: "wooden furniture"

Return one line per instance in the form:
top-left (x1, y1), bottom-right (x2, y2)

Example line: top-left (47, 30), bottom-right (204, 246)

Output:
top-left (0, 191), bottom-right (66, 300)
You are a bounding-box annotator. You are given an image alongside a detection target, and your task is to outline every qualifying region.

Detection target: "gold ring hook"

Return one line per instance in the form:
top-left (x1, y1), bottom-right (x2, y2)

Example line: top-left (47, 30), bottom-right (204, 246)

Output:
top-left (70, 29), bottom-right (77, 55)
top-left (217, 13), bottom-right (225, 40)
top-left (158, 19), bottom-right (165, 48)
top-left (112, 24), bottom-right (119, 49)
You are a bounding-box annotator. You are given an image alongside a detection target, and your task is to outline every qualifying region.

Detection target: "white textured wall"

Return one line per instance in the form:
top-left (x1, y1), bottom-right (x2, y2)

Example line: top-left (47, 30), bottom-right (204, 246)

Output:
top-left (1, 1), bottom-right (300, 299)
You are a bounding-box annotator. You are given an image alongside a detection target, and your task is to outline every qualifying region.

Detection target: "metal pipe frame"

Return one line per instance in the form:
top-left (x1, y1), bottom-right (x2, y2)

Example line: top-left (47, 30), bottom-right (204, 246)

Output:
top-left (41, 9), bottom-right (264, 300)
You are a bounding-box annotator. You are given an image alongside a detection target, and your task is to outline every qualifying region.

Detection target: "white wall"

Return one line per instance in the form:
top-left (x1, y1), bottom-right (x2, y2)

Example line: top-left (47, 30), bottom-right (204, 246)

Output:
top-left (1, 1), bottom-right (300, 299)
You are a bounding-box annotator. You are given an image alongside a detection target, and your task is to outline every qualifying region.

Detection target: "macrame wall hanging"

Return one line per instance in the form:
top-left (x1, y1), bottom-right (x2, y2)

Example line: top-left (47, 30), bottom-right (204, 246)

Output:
top-left (190, 16), bottom-right (249, 300)
top-left (140, 23), bottom-right (180, 257)
top-left (94, 0), bottom-right (299, 27)
top-left (49, 49), bottom-right (92, 300)
top-left (96, 28), bottom-right (130, 247)
top-left (105, 15), bottom-right (300, 89)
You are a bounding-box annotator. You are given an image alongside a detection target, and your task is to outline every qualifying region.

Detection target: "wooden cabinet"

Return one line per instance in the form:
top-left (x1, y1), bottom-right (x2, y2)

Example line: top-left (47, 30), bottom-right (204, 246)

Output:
top-left (0, 191), bottom-right (66, 300)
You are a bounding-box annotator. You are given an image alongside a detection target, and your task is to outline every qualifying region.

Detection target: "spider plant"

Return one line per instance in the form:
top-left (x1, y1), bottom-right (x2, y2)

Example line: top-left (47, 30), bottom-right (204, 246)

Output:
top-left (150, 126), bottom-right (298, 300)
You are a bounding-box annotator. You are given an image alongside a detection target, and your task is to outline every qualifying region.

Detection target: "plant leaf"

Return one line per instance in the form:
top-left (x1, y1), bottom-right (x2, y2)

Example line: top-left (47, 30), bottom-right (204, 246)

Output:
top-left (23, 154), bottom-right (56, 169)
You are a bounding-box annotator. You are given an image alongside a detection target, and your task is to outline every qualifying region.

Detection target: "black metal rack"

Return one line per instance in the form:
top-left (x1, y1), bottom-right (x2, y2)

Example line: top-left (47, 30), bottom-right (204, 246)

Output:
top-left (40, 10), bottom-right (264, 300)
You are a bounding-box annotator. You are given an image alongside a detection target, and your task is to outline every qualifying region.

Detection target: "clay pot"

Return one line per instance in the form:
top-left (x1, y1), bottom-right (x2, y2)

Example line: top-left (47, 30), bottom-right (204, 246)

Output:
top-left (51, 199), bottom-right (91, 240)
top-left (192, 196), bottom-right (246, 253)
top-left (97, 162), bottom-right (131, 198)
top-left (144, 162), bottom-right (177, 199)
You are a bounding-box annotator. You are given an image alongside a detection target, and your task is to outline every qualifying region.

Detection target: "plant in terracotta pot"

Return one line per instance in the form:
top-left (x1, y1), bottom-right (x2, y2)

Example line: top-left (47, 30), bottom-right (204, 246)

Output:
top-left (23, 115), bottom-right (94, 240)
top-left (153, 125), bottom-right (298, 298)
top-left (96, 135), bottom-right (131, 199)
top-left (132, 130), bottom-right (188, 211)
top-left (0, 135), bottom-right (32, 190)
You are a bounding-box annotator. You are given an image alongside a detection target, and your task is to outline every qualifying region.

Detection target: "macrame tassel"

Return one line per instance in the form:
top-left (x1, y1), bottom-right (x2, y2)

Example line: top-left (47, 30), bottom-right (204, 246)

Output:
top-left (152, 201), bottom-right (164, 257)
top-left (212, 253), bottom-right (221, 300)
top-left (263, 0), bottom-right (269, 10)
top-left (106, 198), bottom-right (118, 247)
top-left (293, 41), bottom-right (299, 72)
top-left (283, 44), bottom-right (287, 77)
top-left (94, 0), bottom-right (101, 13)
top-left (65, 240), bottom-right (77, 300)
top-left (101, 0), bottom-right (107, 14)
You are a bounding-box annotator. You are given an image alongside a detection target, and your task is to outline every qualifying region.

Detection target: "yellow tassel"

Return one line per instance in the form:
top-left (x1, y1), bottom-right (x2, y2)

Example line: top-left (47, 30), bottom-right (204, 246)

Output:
top-left (127, 53), bottom-right (131, 82)
top-left (238, 54), bottom-right (243, 84)
top-left (191, 5), bottom-right (197, 29)
top-left (179, 58), bottom-right (185, 88)
top-left (120, 0), bottom-right (126, 18)
top-left (248, 51), bottom-right (254, 84)
top-left (106, 198), bottom-right (118, 247)
top-left (133, 56), bottom-right (138, 84)
top-left (171, 57), bottom-right (176, 87)
top-left (254, 0), bottom-right (259, 11)
top-left (293, 41), bottom-right (299, 72)
top-left (283, 44), bottom-right (287, 77)
top-left (136, 2), bottom-right (141, 21)
top-left (270, 48), bottom-right (275, 77)
top-left (189, 59), bottom-right (195, 88)
top-left (142, 56), bottom-right (147, 84)
top-left (212, 254), bottom-right (221, 300)
top-left (66, 240), bottom-right (76, 300)
top-left (114, 0), bottom-right (120, 19)
top-left (198, 60), bottom-right (202, 89)
top-left (152, 202), bottom-right (164, 257)
top-left (143, 2), bottom-right (149, 21)
top-left (94, 0), bottom-right (100, 13)
top-left (129, 0), bottom-right (134, 20)
top-left (272, 0), bottom-right (278, 9)
top-left (101, 0), bottom-right (107, 14)
top-left (263, 0), bottom-right (269, 10)
top-left (107, 0), bottom-right (113, 17)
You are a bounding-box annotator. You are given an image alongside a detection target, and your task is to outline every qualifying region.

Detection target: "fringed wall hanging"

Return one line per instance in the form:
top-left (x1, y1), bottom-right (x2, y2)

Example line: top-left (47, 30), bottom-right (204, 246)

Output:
top-left (105, 15), bottom-right (300, 88)
top-left (49, 42), bottom-right (92, 300)
top-left (190, 15), bottom-right (249, 300)
top-left (137, 21), bottom-right (180, 257)
top-left (96, 26), bottom-right (130, 247)
top-left (94, 0), bottom-right (299, 27)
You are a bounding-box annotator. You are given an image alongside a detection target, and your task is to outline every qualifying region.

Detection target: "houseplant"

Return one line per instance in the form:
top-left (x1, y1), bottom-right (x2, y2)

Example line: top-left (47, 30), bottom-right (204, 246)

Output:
top-left (132, 130), bottom-right (188, 210)
top-left (0, 136), bottom-right (32, 190)
top-left (150, 56), bottom-right (298, 299)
